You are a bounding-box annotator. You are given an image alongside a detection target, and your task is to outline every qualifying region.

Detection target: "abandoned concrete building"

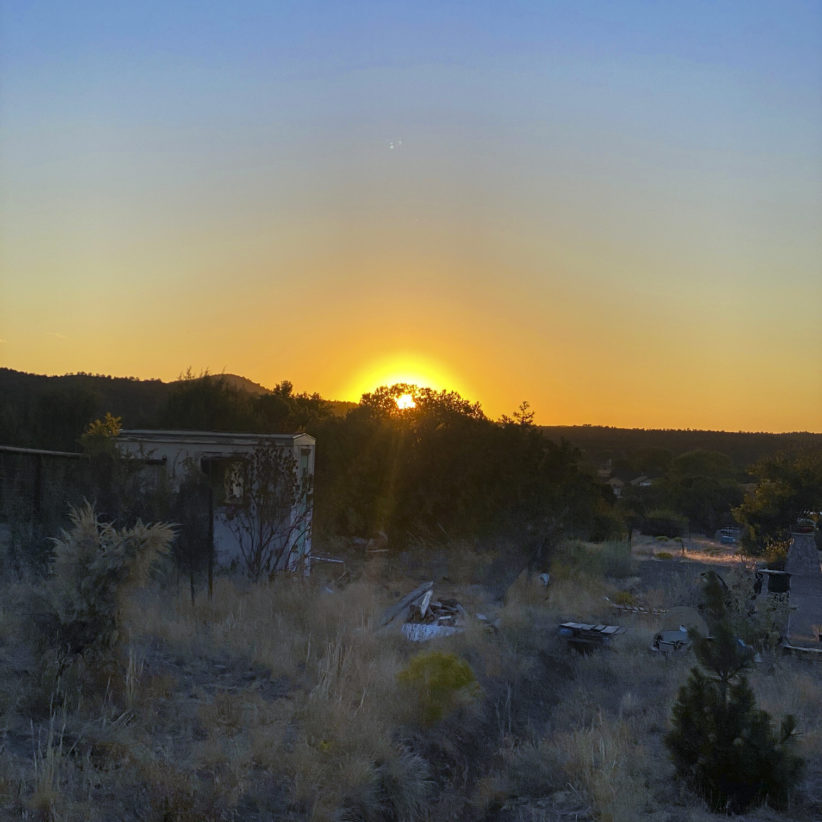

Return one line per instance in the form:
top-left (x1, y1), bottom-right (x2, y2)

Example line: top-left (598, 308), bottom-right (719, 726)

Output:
top-left (116, 430), bottom-right (316, 571)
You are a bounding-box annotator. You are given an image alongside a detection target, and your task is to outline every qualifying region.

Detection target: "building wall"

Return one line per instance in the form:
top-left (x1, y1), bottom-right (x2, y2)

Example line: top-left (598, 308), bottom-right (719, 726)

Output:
top-left (117, 431), bottom-right (315, 571)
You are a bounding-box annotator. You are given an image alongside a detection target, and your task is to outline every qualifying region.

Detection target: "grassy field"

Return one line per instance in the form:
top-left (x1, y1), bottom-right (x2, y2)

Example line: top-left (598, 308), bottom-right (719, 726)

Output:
top-left (1, 534), bottom-right (820, 821)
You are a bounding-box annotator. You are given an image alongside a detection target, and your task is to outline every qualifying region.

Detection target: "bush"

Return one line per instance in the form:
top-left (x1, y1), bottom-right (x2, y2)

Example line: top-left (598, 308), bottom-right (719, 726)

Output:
top-left (611, 590), bottom-right (635, 607)
top-left (43, 503), bottom-right (173, 659)
top-left (643, 509), bottom-right (687, 538)
top-left (667, 668), bottom-right (802, 813)
top-left (665, 572), bottom-right (803, 813)
top-left (397, 651), bottom-right (481, 725)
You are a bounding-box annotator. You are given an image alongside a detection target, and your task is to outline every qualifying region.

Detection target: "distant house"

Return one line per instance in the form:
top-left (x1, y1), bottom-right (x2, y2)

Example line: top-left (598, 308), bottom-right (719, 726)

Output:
top-left (117, 430), bottom-right (315, 572)
top-left (607, 477), bottom-right (625, 498)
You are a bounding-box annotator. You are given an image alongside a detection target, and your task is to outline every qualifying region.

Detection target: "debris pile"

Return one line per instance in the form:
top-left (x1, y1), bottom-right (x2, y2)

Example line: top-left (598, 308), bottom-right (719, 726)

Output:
top-left (380, 581), bottom-right (467, 642)
top-left (650, 606), bottom-right (708, 655)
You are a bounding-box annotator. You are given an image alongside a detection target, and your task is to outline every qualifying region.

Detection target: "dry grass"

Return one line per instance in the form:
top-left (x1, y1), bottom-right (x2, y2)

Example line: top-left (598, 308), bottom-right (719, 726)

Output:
top-left (1, 535), bottom-right (820, 820)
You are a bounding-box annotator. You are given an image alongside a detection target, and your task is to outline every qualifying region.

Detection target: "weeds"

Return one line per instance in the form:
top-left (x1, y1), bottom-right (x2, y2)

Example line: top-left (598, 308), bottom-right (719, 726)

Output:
top-left (1, 535), bottom-right (819, 820)
top-left (29, 710), bottom-right (65, 820)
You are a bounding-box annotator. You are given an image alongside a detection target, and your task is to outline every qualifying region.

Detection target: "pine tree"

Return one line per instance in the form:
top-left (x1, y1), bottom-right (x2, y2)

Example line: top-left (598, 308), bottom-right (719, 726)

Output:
top-left (665, 571), bottom-right (803, 813)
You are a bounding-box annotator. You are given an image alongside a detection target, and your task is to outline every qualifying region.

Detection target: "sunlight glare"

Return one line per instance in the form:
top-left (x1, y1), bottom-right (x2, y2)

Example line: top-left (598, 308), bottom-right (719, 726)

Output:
top-left (396, 393), bottom-right (416, 410)
top-left (344, 352), bottom-right (472, 403)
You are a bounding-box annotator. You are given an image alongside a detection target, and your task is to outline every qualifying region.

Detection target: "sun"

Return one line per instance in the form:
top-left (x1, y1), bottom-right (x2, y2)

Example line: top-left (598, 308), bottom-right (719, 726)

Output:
top-left (395, 393), bottom-right (416, 410)
top-left (344, 352), bottom-right (471, 403)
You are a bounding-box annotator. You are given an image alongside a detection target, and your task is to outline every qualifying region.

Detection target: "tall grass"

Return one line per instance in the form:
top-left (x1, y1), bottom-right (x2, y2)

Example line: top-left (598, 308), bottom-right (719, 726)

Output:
top-left (2, 533), bottom-right (821, 820)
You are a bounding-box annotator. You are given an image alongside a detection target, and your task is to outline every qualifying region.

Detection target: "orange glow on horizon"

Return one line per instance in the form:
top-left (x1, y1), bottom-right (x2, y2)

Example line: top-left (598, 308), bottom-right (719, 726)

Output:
top-left (342, 352), bottom-right (474, 405)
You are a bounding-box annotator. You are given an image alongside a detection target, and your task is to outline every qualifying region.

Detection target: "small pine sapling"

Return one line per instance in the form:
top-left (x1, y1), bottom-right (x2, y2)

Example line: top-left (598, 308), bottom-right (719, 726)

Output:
top-left (665, 571), bottom-right (803, 813)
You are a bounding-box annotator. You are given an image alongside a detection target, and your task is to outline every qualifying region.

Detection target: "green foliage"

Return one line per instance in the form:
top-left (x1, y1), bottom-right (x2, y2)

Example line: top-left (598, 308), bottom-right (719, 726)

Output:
top-left (161, 373), bottom-right (255, 432)
top-left (667, 669), bottom-right (802, 813)
top-left (500, 399), bottom-right (535, 427)
top-left (44, 503), bottom-right (174, 656)
top-left (79, 412), bottom-right (122, 455)
top-left (611, 589), bottom-right (635, 606)
top-left (643, 508), bottom-right (687, 538)
top-left (34, 387), bottom-right (99, 451)
top-left (662, 450), bottom-right (743, 535)
top-left (734, 449), bottom-right (822, 554)
top-left (316, 384), bottom-right (607, 547)
top-left (397, 651), bottom-right (480, 725)
top-left (665, 571), bottom-right (803, 813)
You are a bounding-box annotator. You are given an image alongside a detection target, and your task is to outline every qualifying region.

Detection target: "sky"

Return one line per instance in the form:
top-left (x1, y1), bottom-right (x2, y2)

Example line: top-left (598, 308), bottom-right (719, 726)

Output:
top-left (1, 1), bottom-right (821, 432)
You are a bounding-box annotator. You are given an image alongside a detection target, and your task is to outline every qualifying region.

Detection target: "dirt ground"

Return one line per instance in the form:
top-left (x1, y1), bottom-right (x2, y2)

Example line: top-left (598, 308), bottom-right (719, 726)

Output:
top-left (628, 534), bottom-right (745, 598)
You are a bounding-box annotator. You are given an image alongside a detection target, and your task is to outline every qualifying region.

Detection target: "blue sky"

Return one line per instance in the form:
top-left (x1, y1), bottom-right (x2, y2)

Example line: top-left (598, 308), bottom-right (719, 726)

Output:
top-left (2, 1), bottom-right (821, 430)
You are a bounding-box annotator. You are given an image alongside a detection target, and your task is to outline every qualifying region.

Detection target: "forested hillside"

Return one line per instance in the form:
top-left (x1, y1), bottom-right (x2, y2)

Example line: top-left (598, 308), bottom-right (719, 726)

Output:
top-left (1, 368), bottom-right (820, 558)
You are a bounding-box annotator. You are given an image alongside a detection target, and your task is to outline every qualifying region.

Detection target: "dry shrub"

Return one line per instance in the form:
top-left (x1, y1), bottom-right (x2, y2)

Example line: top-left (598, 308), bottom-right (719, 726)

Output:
top-left (397, 651), bottom-right (481, 726)
top-left (550, 540), bottom-right (634, 582)
top-left (287, 696), bottom-right (430, 820)
top-left (19, 525), bottom-right (821, 822)
top-left (555, 716), bottom-right (650, 822)
top-left (498, 737), bottom-right (568, 799)
top-left (47, 503), bottom-right (173, 651)
top-left (27, 709), bottom-right (66, 821)
top-left (644, 567), bottom-right (701, 612)
top-left (542, 577), bottom-right (611, 624)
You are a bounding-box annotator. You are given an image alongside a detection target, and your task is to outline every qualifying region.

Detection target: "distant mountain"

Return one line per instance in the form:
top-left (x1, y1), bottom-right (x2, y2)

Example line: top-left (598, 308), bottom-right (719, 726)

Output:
top-left (0, 368), bottom-right (358, 449)
top-left (171, 373), bottom-right (271, 395)
top-left (0, 367), bottom-right (172, 450)
top-left (7, 367), bottom-right (814, 465)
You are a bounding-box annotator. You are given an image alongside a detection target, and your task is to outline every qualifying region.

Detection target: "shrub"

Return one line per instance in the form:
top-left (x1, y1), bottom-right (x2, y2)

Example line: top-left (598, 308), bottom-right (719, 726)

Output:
top-left (611, 590), bottom-right (635, 607)
top-left (643, 509), bottom-right (687, 538)
top-left (654, 551), bottom-right (673, 561)
top-left (665, 572), bottom-right (803, 813)
top-left (397, 651), bottom-right (480, 725)
top-left (43, 503), bottom-right (173, 659)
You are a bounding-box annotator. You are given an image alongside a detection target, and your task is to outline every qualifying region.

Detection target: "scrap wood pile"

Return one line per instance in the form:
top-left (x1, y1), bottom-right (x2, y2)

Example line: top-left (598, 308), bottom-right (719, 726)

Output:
top-left (380, 581), bottom-right (467, 641)
top-left (409, 592), bottom-right (465, 626)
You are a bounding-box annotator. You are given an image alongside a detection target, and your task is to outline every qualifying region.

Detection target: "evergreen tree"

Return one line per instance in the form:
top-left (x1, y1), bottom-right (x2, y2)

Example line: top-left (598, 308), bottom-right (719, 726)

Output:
top-left (665, 572), bottom-right (803, 813)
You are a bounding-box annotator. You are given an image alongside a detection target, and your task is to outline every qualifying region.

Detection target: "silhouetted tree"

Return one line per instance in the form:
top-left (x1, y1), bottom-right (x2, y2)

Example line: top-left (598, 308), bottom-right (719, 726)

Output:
top-left (734, 449), bottom-right (822, 553)
top-left (161, 374), bottom-right (254, 432)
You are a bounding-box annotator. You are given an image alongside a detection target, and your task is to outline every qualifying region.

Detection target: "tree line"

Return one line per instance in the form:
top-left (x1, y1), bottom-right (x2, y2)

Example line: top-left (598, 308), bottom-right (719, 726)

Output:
top-left (1, 368), bottom-right (820, 568)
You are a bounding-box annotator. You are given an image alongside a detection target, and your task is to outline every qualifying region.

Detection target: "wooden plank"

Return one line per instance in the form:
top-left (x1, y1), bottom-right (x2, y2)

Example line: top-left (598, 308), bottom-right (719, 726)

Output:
top-left (380, 581), bottom-right (434, 627)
